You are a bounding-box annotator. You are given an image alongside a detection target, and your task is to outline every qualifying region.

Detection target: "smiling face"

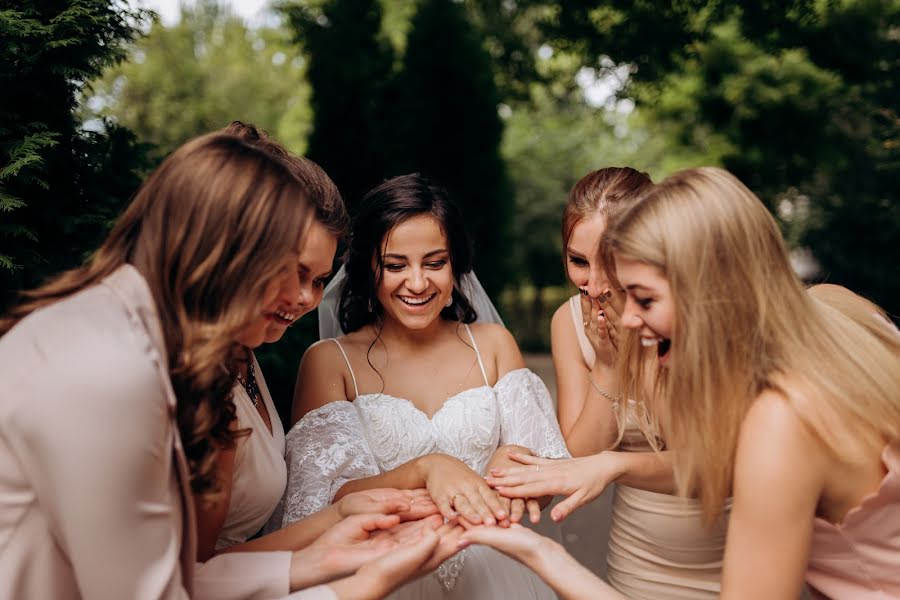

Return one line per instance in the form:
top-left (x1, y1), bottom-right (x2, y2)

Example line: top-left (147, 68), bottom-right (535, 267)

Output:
top-left (235, 219), bottom-right (338, 348)
top-left (375, 214), bottom-right (454, 331)
top-left (615, 256), bottom-right (675, 366)
top-left (566, 213), bottom-right (612, 299)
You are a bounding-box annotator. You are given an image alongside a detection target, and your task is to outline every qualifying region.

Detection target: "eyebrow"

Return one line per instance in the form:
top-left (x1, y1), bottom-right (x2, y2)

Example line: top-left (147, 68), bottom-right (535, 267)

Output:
top-left (565, 247), bottom-right (588, 259)
top-left (383, 249), bottom-right (448, 260)
top-left (625, 284), bottom-right (654, 293)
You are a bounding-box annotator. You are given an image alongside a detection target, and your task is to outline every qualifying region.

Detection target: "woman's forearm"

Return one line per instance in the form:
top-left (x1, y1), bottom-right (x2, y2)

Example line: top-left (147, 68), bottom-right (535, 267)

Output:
top-left (333, 455), bottom-right (431, 501)
top-left (529, 538), bottom-right (624, 600)
top-left (218, 503), bottom-right (341, 555)
top-left (610, 450), bottom-right (675, 494)
top-left (565, 365), bottom-right (618, 457)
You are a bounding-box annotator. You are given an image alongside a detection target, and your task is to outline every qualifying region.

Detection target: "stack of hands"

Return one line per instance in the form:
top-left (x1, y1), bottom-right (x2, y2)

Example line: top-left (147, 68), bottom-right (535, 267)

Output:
top-left (307, 445), bottom-right (613, 599)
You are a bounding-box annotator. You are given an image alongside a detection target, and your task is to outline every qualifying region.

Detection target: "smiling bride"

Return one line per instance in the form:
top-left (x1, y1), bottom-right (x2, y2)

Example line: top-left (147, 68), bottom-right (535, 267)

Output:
top-left (268, 174), bottom-right (569, 599)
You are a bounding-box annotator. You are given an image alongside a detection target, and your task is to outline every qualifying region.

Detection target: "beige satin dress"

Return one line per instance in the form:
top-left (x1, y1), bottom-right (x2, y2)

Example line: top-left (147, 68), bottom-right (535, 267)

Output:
top-left (568, 295), bottom-right (730, 599)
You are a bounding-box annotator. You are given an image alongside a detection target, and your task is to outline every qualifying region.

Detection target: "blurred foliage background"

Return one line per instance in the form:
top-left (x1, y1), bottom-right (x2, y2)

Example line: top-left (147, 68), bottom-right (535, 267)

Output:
top-left (3, 0), bottom-right (898, 417)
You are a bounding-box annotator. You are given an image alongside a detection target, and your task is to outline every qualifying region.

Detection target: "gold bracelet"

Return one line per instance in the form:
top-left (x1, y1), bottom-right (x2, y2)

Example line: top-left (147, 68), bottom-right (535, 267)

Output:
top-left (588, 374), bottom-right (621, 405)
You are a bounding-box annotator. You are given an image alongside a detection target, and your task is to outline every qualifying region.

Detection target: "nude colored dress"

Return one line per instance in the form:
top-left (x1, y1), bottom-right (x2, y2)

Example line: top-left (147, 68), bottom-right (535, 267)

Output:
top-left (215, 354), bottom-right (287, 550)
top-left (806, 444), bottom-right (900, 599)
top-left (568, 295), bottom-right (729, 599)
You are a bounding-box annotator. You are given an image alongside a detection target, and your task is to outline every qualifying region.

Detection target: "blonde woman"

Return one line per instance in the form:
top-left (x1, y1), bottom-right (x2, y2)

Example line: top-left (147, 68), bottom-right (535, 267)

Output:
top-left (601, 167), bottom-right (900, 598)
top-left (0, 133), bottom-right (459, 599)
top-left (531, 166), bottom-right (728, 599)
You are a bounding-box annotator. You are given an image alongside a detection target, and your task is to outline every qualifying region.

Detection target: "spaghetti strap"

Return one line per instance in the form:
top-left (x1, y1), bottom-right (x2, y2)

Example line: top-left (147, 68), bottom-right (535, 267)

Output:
top-left (329, 339), bottom-right (359, 399)
top-left (464, 324), bottom-right (491, 387)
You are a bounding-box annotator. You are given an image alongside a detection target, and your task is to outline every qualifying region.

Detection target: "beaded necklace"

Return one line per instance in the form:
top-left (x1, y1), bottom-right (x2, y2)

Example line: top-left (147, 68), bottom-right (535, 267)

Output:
top-left (236, 360), bottom-right (261, 407)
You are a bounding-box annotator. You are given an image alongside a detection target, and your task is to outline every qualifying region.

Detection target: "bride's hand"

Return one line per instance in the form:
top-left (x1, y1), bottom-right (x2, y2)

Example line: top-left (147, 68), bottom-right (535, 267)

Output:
top-left (419, 453), bottom-right (507, 526)
top-left (485, 452), bottom-right (623, 522)
top-left (337, 487), bottom-right (439, 522)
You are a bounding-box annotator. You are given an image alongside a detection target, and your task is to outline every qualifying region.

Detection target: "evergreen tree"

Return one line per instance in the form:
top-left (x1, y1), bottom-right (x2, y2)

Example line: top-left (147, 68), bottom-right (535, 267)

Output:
top-left (0, 1), bottom-right (152, 309)
top-left (281, 0), bottom-right (395, 209)
top-left (394, 0), bottom-right (515, 298)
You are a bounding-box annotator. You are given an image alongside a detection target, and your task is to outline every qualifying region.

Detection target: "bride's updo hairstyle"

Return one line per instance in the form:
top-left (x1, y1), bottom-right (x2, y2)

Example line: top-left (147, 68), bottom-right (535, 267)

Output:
top-left (339, 173), bottom-right (478, 334)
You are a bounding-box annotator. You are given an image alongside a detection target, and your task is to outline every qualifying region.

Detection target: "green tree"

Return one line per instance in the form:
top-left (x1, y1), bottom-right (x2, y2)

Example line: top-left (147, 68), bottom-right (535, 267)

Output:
top-left (281, 0), bottom-right (395, 208)
top-left (533, 0), bottom-right (900, 315)
top-left (85, 0), bottom-right (313, 159)
top-left (393, 0), bottom-right (514, 298)
top-left (0, 0), bottom-right (152, 309)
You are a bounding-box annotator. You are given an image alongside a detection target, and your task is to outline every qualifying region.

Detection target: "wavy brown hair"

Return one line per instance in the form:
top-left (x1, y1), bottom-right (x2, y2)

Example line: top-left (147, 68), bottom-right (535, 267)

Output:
top-left (0, 133), bottom-right (312, 497)
top-left (222, 121), bottom-right (348, 238)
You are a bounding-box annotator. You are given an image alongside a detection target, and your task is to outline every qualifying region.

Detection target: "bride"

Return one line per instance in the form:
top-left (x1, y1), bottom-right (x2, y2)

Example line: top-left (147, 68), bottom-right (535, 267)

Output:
top-left (270, 174), bottom-right (569, 598)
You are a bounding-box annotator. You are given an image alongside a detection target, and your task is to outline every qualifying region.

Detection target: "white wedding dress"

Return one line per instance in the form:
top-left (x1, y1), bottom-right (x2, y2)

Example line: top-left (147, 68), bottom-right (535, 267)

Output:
top-left (269, 325), bottom-right (569, 599)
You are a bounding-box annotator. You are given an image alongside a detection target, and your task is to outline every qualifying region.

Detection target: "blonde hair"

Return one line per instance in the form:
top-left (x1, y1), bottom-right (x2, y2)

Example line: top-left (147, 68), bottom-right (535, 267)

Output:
top-left (1, 133), bottom-right (312, 497)
top-left (603, 167), bottom-right (900, 522)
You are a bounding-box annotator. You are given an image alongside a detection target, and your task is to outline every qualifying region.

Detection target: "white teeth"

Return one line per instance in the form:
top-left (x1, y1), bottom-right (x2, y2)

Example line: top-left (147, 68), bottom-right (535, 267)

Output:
top-left (399, 294), bottom-right (434, 306)
top-left (275, 310), bottom-right (297, 321)
top-left (640, 337), bottom-right (659, 347)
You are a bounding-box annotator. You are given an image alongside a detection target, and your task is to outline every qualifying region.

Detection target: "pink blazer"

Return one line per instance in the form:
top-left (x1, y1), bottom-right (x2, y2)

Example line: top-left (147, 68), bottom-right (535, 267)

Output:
top-left (0, 265), bottom-right (334, 599)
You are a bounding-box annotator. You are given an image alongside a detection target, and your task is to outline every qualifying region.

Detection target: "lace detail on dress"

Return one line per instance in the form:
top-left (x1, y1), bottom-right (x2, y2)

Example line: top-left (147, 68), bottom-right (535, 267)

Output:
top-left (495, 369), bottom-right (570, 459)
top-left (266, 401), bottom-right (379, 529)
top-left (435, 549), bottom-right (467, 591)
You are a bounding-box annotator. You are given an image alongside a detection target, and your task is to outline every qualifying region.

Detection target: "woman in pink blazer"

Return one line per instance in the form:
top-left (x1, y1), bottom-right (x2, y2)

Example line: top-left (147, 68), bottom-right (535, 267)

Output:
top-left (0, 132), bottom-right (458, 599)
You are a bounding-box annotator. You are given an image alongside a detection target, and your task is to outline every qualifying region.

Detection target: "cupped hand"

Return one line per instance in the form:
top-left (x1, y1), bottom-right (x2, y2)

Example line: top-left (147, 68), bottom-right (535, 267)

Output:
top-left (461, 523), bottom-right (555, 568)
top-left (485, 452), bottom-right (622, 522)
top-left (354, 520), bottom-right (467, 597)
top-left (337, 487), bottom-right (439, 522)
top-left (421, 453), bottom-right (507, 526)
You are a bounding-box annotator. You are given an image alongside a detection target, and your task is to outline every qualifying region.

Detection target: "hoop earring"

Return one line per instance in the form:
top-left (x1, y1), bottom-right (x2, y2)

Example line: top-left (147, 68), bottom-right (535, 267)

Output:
top-left (445, 294), bottom-right (453, 308)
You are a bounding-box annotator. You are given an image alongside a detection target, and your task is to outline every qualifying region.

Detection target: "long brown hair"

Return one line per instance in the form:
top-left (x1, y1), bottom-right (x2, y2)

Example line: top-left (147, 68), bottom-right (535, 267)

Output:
top-left (561, 167), bottom-right (653, 257)
top-left (603, 167), bottom-right (900, 522)
top-left (1, 133), bottom-right (313, 496)
top-left (222, 121), bottom-right (348, 238)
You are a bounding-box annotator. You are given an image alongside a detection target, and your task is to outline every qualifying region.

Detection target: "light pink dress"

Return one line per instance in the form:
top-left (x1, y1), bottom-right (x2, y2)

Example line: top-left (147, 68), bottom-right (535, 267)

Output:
top-left (807, 444), bottom-right (900, 599)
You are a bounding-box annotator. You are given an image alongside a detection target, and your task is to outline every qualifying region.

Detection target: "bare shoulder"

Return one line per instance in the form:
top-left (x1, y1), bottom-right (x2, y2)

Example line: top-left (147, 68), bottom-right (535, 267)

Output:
top-left (550, 300), bottom-right (575, 342)
top-left (735, 389), bottom-right (828, 502)
top-left (466, 322), bottom-right (525, 377)
top-left (291, 337), bottom-right (352, 424)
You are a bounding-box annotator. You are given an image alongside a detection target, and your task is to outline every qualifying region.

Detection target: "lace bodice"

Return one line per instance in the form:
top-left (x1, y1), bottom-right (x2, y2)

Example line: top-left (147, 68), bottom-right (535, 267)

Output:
top-left (355, 388), bottom-right (500, 474)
